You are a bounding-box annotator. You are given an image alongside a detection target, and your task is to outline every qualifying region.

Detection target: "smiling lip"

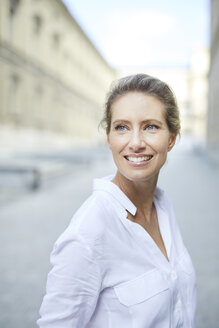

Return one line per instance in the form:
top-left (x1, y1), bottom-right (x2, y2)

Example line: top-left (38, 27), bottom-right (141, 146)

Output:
top-left (124, 154), bottom-right (153, 167)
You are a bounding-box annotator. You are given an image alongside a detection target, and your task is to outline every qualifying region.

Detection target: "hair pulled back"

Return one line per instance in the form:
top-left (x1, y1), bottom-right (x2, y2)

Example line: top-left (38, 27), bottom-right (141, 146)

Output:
top-left (100, 73), bottom-right (180, 136)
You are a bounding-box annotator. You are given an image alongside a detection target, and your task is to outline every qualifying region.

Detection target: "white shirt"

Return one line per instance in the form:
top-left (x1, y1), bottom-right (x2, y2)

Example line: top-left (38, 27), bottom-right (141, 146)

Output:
top-left (37, 175), bottom-right (197, 328)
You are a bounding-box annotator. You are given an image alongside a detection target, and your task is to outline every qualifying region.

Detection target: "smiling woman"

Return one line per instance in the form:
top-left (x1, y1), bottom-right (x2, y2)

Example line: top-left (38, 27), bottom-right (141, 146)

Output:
top-left (106, 92), bottom-right (176, 182)
top-left (37, 74), bottom-right (196, 328)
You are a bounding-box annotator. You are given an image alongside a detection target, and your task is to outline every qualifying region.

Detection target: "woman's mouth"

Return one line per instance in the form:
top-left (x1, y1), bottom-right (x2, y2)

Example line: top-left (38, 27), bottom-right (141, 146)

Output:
top-left (123, 155), bottom-right (154, 167)
top-left (125, 155), bottom-right (153, 163)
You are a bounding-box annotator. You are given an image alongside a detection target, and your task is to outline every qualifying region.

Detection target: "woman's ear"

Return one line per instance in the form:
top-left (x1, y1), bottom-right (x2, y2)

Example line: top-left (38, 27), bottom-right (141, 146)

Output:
top-left (168, 133), bottom-right (176, 152)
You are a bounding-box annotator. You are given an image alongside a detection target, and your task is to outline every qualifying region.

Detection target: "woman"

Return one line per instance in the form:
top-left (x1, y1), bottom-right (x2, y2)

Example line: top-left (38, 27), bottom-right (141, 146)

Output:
top-left (37, 74), bottom-right (196, 328)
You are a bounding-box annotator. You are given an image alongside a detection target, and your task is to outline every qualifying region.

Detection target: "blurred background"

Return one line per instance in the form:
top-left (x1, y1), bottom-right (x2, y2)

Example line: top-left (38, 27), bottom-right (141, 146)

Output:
top-left (0, 0), bottom-right (218, 327)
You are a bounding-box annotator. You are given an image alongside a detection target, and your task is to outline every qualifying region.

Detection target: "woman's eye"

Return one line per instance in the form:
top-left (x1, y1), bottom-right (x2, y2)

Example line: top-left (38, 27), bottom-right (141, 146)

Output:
top-left (115, 125), bottom-right (127, 131)
top-left (146, 124), bottom-right (158, 130)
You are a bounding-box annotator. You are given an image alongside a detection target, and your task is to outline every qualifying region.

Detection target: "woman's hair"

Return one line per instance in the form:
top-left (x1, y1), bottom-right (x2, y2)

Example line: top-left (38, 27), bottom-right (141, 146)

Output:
top-left (100, 73), bottom-right (180, 136)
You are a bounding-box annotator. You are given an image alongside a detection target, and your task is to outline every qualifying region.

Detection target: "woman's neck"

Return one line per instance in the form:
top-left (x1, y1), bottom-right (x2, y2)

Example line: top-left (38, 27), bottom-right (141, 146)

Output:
top-left (112, 171), bottom-right (158, 222)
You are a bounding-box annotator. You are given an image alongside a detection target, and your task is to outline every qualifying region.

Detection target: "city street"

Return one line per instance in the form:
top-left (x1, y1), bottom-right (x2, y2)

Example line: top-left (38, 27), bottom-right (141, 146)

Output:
top-left (0, 137), bottom-right (218, 328)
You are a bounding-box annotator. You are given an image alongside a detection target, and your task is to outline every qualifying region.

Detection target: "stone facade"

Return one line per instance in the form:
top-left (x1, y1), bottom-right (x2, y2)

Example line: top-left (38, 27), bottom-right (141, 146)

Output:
top-left (188, 47), bottom-right (209, 140)
top-left (0, 0), bottom-right (115, 144)
top-left (208, 0), bottom-right (219, 163)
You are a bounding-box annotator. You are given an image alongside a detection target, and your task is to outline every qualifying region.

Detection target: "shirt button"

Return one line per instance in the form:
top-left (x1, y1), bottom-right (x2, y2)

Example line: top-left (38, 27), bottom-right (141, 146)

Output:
top-left (171, 271), bottom-right (177, 280)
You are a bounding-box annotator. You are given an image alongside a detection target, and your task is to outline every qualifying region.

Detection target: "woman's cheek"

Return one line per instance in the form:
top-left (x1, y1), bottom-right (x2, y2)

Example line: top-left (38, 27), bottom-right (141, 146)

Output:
top-left (111, 134), bottom-right (128, 148)
top-left (144, 133), bottom-right (161, 145)
top-left (147, 131), bottom-right (169, 146)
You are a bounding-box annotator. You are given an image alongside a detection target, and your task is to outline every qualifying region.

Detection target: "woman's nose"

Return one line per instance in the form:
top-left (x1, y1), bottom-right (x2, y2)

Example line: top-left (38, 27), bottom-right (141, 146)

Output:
top-left (129, 131), bottom-right (145, 151)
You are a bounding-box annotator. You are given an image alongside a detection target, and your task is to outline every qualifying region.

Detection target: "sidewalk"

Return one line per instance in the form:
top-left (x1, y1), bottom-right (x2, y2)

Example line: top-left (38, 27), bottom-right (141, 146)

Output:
top-left (159, 135), bottom-right (219, 328)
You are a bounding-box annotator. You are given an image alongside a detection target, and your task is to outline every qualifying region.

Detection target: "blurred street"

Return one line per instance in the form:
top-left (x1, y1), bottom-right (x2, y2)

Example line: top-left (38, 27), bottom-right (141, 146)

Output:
top-left (0, 135), bottom-right (219, 328)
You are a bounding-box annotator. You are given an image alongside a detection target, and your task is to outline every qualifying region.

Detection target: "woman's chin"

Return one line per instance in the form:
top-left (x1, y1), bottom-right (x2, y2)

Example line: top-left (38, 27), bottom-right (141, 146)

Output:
top-left (116, 170), bottom-right (159, 183)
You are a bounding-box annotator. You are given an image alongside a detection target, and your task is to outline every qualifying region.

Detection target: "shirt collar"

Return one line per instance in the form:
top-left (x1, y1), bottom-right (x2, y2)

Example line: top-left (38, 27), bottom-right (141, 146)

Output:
top-left (93, 174), bottom-right (165, 215)
top-left (93, 174), bottom-right (137, 215)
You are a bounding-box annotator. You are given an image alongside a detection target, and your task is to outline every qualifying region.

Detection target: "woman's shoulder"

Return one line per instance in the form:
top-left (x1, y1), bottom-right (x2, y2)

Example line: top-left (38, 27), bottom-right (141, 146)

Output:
top-left (54, 191), bottom-right (114, 250)
top-left (72, 190), bottom-right (113, 224)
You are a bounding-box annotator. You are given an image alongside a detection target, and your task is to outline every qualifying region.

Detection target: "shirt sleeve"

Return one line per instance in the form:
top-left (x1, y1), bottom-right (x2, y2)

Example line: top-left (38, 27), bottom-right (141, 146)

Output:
top-left (37, 233), bottom-right (102, 328)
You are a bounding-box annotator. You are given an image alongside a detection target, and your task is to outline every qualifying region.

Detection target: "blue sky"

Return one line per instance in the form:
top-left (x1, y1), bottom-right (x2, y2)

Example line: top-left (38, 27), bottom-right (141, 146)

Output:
top-left (62, 0), bottom-right (210, 69)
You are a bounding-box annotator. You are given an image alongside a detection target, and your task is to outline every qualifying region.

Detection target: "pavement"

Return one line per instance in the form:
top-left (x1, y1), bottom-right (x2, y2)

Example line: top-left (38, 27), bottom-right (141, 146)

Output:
top-left (0, 134), bottom-right (218, 328)
top-left (160, 139), bottom-right (219, 328)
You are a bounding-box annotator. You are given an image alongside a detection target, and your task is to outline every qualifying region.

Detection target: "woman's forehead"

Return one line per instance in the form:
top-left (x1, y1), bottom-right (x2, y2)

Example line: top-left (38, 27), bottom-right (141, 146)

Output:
top-left (111, 92), bottom-right (166, 121)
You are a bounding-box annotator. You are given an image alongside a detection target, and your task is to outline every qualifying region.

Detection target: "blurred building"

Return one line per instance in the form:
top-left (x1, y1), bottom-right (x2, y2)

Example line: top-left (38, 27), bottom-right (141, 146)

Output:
top-left (187, 47), bottom-right (209, 140)
top-left (0, 0), bottom-right (115, 146)
top-left (208, 0), bottom-right (219, 164)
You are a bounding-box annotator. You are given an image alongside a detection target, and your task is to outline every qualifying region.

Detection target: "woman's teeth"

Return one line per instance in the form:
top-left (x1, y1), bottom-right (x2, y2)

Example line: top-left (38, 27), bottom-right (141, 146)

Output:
top-left (126, 156), bottom-right (152, 162)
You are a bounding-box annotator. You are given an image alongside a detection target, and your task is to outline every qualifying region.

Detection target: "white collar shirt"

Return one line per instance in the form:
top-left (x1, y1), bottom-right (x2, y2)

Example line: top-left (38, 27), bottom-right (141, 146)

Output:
top-left (37, 174), bottom-right (197, 328)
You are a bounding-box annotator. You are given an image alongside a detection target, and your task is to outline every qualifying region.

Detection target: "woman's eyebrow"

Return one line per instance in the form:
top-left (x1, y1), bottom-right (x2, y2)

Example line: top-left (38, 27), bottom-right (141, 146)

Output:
top-left (112, 119), bottom-right (130, 125)
top-left (142, 119), bottom-right (163, 125)
top-left (112, 119), bottom-right (163, 125)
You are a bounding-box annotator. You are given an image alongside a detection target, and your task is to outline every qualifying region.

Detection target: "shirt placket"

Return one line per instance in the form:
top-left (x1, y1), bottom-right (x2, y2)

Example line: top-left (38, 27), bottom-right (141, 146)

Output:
top-left (118, 208), bottom-right (171, 273)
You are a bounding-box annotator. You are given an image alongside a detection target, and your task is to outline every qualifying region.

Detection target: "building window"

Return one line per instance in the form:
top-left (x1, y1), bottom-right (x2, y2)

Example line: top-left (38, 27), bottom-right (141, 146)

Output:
top-left (32, 14), bottom-right (43, 55)
top-left (52, 32), bottom-right (60, 49)
top-left (9, 0), bottom-right (20, 16)
top-left (32, 85), bottom-right (43, 128)
top-left (7, 73), bottom-right (21, 123)
top-left (33, 14), bottom-right (42, 35)
top-left (7, 0), bottom-right (21, 41)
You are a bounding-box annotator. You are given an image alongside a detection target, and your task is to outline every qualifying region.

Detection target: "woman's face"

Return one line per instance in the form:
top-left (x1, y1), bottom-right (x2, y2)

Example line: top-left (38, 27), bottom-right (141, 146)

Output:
top-left (107, 92), bottom-right (176, 182)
